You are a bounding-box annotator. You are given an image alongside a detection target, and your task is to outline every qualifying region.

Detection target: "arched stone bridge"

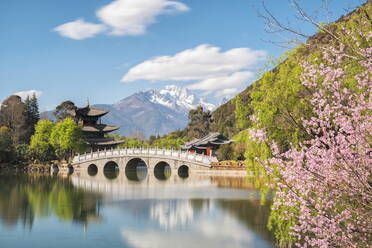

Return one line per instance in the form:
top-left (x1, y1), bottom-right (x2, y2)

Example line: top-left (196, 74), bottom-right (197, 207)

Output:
top-left (71, 148), bottom-right (218, 175)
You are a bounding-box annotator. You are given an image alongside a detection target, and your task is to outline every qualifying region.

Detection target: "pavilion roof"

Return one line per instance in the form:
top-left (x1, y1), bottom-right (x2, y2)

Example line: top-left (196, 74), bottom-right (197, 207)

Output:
top-left (181, 132), bottom-right (232, 149)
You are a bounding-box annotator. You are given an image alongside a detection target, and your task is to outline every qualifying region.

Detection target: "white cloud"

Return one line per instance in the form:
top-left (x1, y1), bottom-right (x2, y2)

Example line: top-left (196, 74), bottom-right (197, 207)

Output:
top-left (97, 0), bottom-right (189, 36)
top-left (214, 88), bottom-right (239, 97)
top-left (13, 90), bottom-right (43, 101)
top-left (54, 19), bottom-right (106, 40)
top-left (120, 213), bottom-right (271, 248)
top-left (187, 71), bottom-right (254, 92)
top-left (54, 0), bottom-right (189, 39)
top-left (122, 44), bottom-right (266, 96)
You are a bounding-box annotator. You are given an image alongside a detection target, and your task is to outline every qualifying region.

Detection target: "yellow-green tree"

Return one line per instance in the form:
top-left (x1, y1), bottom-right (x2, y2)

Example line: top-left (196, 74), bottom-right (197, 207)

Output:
top-left (152, 133), bottom-right (185, 149)
top-left (49, 118), bottom-right (85, 161)
top-left (234, 95), bottom-right (251, 130)
top-left (30, 120), bottom-right (55, 162)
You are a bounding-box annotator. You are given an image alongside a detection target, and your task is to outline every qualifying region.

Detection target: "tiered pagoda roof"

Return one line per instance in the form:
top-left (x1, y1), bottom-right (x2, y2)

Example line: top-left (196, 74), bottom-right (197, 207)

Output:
top-left (75, 105), bottom-right (124, 150)
top-left (82, 124), bottom-right (120, 133)
top-left (85, 138), bottom-right (125, 146)
top-left (76, 106), bottom-right (109, 117)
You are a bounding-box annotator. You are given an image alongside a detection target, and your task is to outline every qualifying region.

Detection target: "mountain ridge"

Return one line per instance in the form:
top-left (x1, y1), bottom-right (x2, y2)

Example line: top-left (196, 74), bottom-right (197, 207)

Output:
top-left (43, 85), bottom-right (216, 138)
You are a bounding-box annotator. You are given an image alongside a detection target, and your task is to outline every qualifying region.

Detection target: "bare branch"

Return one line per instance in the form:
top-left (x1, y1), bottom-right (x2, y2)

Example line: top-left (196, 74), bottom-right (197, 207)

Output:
top-left (258, 0), bottom-right (370, 58)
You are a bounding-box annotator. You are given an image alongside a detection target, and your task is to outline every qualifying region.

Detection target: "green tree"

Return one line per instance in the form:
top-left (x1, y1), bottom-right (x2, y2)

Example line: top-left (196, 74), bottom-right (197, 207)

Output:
top-left (53, 101), bottom-right (76, 122)
top-left (0, 126), bottom-right (13, 162)
top-left (216, 144), bottom-right (234, 161)
top-left (0, 95), bottom-right (29, 144)
top-left (149, 135), bottom-right (157, 144)
top-left (119, 137), bottom-right (148, 148)
top-left (14, 144), bottom-right (31, 163)
top-left (24, 93), bottom-right (40, 141)
top-left (49, 118), bottom-right (85, 161)
top-left (234, 95), bottom-right (251, 130)
top-left (152, 133), bottom-right (186, 149)
top-left (29, 94), bottom-right (40, 126)
top-left (30, 120), bottom-right (55, 162)
top-left (186, 106), bottom-right (212, 139)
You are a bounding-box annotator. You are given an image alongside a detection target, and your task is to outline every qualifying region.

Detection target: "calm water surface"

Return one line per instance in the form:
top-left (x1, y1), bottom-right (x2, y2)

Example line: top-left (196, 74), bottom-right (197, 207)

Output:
top-left (0, 168), bottom-right (275, 248)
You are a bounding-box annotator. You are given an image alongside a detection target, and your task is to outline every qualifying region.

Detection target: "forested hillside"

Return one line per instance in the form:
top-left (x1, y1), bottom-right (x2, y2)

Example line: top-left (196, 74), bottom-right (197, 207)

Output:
top-left (154, 3), bottom-right (371, 163)
top-left (211, 2), bottom-right (371, 140)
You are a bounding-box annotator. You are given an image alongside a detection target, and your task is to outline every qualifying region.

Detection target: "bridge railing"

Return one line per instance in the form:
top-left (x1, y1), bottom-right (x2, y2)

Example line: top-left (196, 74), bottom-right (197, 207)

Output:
top-left (72, 148), bottom-right (218, 165)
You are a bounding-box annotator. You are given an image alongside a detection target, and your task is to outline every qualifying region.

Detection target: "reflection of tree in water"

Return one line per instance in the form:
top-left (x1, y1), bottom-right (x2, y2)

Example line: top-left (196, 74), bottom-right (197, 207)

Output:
top-left (216, 199), bottom-right (275, 244)
top-left (210, 176), bottom-right (255, 189)
top-left (0, 173), bottom-right (102, 230)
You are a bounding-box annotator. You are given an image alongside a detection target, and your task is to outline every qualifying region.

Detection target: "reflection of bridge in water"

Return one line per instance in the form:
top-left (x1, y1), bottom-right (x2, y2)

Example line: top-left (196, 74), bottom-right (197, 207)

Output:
top-left (69, 148), bottom-right (218, 178)
top-left (68, 167), bottom-right (256, 201)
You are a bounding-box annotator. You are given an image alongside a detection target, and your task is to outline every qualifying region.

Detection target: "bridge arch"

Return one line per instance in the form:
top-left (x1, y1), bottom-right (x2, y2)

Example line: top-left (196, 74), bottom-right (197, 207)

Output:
top-left (104, 161), bottom-right (119, 179)
top-left (67, 164), bottom-right (74, 175)
top-left (178, 165), bottom-right (189, 179)
top-left (125, 158), bottom-right (148, 181)
top-left (51, 164), bottom-right (59, 174)
top-left (154, 161), bottom-right (172, 180)
top-left (87, 164), bottom-right (98, 176)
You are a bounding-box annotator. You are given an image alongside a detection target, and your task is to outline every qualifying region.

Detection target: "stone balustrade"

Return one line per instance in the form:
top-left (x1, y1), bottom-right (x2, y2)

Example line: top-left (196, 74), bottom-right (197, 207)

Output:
top-left (72, 147), bottom-right (218, 167)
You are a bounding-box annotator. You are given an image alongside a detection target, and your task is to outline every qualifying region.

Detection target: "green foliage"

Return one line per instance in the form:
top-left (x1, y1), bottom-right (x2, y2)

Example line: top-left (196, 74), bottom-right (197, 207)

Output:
top-left (25, 93), bottom-right (40, 131)
top-left (53, 101), bottom-right (76, 122)
top-left (30, 120), bottom-right (55, 162)
top-left (186, 106), bottom-right (212, 139)
top-left (106, 133), bottom-right (123, 141)
top-left (211, 86), bottom-right (252, 138)
top-left (244, 132), bottom-right (272, 182)
top-left (149, 135), bottom-right (159, 144)
top-left (267, 199), bottom-right (298, 247)
top-left (151, 133), bottom-right (186, 149)
top-left (230, 130), bottom-right (251, 161)
top-left (0, 126), bottom-right (13, 162)
top-left (0, 95), bottom-right (29, 144)
top-left (216, 144), bottom-right (234, 161)
top-left (0, 93), bottom-right (40, 145)
top-left (209, 3), bottom-right (371, 155)
top-left (108, 133), bottom-right (149, 148)
top-left (50, 118), bottom-right (85, 161)
top-left (234, 95), bottom-right (251, 130)
top-left (110, 129), bottom-right (186, 150)
top-left (247, 4), bottom-right (372, 246)
top-left (250, 49), bottom-right (313, 153)
top-left (119, 137), bottom-right (148, 148)
top-left (0, 175), bottom-right (101, 226)
top-left (13, 144), bottom-right (32, 163)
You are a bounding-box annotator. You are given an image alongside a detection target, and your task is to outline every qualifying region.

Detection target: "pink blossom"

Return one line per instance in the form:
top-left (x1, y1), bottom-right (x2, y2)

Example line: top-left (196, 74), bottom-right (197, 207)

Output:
top-left (266, 31), bottom-right (372, 247)
top-left (248, 128), bottom-right (268, 143)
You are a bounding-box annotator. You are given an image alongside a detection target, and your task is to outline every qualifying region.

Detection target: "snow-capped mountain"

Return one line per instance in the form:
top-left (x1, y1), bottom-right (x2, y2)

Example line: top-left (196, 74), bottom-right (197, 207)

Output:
top-left (43, 85), bottom-right (216, 138)
top-left (143, 85), bottom-right (215, 114)
top-left (98, 85), bottom-right (216, 137)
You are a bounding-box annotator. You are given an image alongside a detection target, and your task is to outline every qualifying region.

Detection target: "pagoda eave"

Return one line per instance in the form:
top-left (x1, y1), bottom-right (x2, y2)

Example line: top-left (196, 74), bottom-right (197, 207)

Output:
top-left (86, 139), bottom-right (125, 146)
top-left (82, 125), bottom-right (120, 133)
top-left (76, 106), bottom-right (109, 117)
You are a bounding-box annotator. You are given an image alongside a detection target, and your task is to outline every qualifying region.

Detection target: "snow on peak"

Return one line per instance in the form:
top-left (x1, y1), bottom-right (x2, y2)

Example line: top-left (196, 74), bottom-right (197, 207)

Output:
top-left (146, 85), bottom-right (215, 113)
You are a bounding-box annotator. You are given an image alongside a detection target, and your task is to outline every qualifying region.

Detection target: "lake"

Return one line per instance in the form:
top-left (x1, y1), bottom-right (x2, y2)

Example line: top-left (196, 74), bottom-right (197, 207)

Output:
top-left (0, 169), bottom-right (275, 248)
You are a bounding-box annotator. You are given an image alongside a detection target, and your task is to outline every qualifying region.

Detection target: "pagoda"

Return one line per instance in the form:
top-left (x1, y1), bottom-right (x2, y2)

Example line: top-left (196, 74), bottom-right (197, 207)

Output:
top-left (74, 105), bottom-right (124, 151)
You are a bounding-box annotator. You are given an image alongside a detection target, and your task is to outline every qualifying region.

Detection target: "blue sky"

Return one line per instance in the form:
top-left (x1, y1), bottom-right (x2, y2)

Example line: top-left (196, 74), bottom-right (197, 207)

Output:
top-left (0, 0), bottom-right (363, 110)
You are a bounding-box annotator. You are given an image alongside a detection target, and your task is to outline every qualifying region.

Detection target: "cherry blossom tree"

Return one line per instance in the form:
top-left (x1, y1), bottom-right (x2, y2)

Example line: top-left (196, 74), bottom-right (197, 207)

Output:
top-left (253, 31), bottom-right (371, 247)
